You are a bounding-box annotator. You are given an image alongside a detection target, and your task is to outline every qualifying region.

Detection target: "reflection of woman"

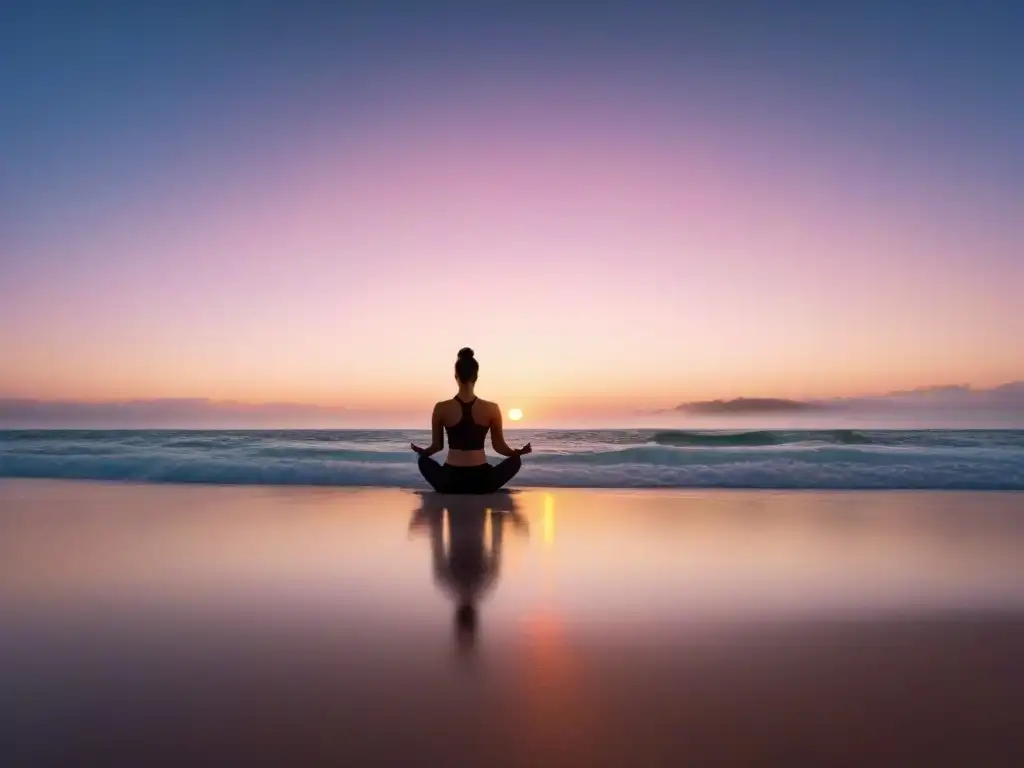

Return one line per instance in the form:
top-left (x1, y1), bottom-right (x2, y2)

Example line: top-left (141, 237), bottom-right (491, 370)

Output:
top-left (409, 492), bottom-right (527, 647)
top-left (411, 348), bottom-right (532, 494)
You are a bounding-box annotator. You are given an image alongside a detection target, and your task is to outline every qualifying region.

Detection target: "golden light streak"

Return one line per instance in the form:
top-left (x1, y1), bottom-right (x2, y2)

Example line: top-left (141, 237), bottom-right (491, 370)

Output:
top-left (543, 493), bottom-right (555, 548)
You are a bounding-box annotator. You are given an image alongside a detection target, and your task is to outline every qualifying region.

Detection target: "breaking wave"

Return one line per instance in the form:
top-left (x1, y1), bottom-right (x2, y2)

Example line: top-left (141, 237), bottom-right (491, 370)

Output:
top-left (2, 429), bottom-right (1023, 490)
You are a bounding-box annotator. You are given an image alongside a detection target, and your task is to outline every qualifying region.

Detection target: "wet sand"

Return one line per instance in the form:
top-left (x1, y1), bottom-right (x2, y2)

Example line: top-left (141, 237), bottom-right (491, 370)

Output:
top-left (1, 480), bottom-right (1023, 766)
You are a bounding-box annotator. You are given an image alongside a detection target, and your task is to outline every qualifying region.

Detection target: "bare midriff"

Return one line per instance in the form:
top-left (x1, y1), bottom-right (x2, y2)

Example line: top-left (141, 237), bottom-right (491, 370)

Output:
top-left (445, 448), bottom-right (487, 467)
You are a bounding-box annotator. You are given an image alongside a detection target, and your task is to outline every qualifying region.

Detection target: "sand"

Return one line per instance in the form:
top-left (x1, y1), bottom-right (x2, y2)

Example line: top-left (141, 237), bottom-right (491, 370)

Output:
top-left (1, 479), bottom-right (1023, 766)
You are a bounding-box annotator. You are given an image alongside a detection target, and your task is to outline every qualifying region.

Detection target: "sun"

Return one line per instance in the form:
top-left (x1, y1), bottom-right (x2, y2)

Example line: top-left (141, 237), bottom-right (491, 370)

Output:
top-left (508, 408), bottom-right (523, 422)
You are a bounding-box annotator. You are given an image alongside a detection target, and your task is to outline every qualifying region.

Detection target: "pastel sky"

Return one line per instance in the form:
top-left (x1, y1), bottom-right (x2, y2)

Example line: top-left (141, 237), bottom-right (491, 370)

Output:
top-left (2, 0), bottom-right (1022, 422)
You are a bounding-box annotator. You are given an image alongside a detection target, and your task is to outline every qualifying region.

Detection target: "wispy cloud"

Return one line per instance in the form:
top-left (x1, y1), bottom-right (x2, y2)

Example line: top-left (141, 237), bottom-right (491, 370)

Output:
top-left (665, 382), bottom-right (1024, 414)
top-left (0, 399), bottom-right (353, 428)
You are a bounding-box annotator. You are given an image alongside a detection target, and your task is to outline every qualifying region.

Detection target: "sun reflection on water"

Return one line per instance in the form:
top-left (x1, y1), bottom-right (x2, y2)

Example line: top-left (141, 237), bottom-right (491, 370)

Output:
top-left (543, 493), bottom-right (555, 548)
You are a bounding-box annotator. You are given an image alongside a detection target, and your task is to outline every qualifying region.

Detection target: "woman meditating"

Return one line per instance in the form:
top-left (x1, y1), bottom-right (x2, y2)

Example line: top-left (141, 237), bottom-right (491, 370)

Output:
top-left (411, 347), bottom-right (531, 494)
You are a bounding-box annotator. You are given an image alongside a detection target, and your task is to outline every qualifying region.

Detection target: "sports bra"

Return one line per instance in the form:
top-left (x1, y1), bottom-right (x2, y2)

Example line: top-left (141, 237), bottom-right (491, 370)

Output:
top-left (445, 397), bottom-right (490, 450)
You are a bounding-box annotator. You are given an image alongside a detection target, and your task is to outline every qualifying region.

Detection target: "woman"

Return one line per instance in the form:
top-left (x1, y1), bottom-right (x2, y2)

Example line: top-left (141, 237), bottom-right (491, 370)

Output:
top-left (411, 347), bottom-right (532, 494)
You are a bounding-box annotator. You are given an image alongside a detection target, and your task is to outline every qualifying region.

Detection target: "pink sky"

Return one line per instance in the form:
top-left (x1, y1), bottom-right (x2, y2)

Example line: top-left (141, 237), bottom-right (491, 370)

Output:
top-left (3, 30), bottom-right (1022, 424)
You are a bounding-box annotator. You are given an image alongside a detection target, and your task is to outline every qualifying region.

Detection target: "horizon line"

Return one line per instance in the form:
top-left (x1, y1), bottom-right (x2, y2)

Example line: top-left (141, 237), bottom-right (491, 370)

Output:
top-left (1, 379), bottom-right (1022, 410)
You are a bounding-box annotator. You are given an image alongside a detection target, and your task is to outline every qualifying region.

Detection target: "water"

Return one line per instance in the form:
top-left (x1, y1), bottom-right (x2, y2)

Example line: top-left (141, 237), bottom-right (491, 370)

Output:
top-left (2, 429), bottom-right (1024, 489)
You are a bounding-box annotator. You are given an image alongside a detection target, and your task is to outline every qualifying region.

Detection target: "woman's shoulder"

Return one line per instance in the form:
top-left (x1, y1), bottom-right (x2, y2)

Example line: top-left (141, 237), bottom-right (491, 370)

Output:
top-left (434, 396), bottom-right (496, 411)
top-left (476, 398), bottom-right (500, 415)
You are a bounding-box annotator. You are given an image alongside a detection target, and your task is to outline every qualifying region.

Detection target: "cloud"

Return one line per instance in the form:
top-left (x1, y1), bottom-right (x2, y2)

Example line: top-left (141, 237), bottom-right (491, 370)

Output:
top-left (671, 397), bottom-right (823, 414)
top-left (0, 398), bottom-right (352, 428)
top-left (835, 382), bottom-right (1024, 408)
top-left (3, 382), bottom-right (1022, 429)
top-left (666, 382), bottom-right (1024, 415)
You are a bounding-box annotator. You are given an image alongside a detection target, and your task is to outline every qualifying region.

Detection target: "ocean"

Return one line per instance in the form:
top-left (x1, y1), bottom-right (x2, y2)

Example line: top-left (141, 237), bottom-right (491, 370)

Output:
top-left (2, 429), bottom-right (1023, 490)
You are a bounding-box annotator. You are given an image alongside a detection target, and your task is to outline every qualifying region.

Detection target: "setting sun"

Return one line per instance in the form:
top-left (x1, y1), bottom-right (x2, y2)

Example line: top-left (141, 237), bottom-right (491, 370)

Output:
top-left (508, 408), bottom-right (523, 422)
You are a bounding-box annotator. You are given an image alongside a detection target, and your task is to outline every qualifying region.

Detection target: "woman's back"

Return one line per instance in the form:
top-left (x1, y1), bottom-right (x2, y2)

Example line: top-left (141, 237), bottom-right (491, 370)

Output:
top-left (411, 348), bottom-right (531, 492)
top-left (440, 397), bottom-right (491, 450)
top-left (441, 397), bottom-right (493, 463)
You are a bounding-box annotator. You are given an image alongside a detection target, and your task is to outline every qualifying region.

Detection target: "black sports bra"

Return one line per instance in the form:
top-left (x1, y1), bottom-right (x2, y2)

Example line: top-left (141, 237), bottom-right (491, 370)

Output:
top-left (445, 397), bottom-right (490, 450)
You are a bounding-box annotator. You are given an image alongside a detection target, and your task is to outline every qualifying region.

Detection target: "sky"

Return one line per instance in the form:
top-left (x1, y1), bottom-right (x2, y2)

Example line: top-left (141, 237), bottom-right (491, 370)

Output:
top-left (2, 0), bottom-right (1022, 424)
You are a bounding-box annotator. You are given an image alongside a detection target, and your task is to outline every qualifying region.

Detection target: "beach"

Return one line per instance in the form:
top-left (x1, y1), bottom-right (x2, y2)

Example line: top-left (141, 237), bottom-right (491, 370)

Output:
top-left (1, 479), bottom-right (1022, 766)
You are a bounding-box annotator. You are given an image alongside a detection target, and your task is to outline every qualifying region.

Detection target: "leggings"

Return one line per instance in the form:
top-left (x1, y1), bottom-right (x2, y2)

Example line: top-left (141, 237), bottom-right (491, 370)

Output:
top-left (418, 454), bottom-right (522, 494)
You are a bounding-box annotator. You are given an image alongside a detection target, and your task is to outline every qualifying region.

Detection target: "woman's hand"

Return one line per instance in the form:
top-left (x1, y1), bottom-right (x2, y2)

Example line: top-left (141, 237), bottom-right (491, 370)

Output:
top-left (410, 443), bottom-right (425, 455)
top-left (516, 442), bottom-right (533, 457)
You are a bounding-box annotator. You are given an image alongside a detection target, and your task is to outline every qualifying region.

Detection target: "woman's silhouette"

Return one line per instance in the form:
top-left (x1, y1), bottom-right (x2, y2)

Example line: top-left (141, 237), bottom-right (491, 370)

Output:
top-left (411, 347), bottom-right (532, 494)
top-left (409, 492), bottom-right (528, 652)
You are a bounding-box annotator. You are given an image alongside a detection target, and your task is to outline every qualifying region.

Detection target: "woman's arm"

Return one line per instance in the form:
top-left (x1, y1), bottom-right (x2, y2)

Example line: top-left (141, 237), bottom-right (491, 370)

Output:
top-left (411, 403), bottom-right (445, 456)
top-left (490, 405), bottom-right (531, 457)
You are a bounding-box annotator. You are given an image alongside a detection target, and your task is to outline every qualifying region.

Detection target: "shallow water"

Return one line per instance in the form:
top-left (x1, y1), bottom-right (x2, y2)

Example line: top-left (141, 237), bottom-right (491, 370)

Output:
top-left (2, 481), bottom-right (1023, 764)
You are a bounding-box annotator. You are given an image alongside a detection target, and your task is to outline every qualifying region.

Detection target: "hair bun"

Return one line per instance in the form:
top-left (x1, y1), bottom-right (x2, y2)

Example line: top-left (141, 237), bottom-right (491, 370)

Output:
top-left (457, 347), bottom-right (475, 359)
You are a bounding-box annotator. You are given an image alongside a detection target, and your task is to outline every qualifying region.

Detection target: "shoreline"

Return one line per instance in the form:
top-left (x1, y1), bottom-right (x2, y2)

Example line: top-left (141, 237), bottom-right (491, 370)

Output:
top-left (4, 477), bottom-right (1024, 494)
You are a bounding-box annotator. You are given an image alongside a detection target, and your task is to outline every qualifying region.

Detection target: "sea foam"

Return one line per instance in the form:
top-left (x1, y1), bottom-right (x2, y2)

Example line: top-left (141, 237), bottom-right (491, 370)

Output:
top-left (2, 429), bottom-right (1023, 490)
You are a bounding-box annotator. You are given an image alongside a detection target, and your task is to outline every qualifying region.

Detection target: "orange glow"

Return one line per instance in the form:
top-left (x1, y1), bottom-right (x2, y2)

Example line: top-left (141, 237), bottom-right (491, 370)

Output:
top-left (543, 494), bottom-right (555, 548)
